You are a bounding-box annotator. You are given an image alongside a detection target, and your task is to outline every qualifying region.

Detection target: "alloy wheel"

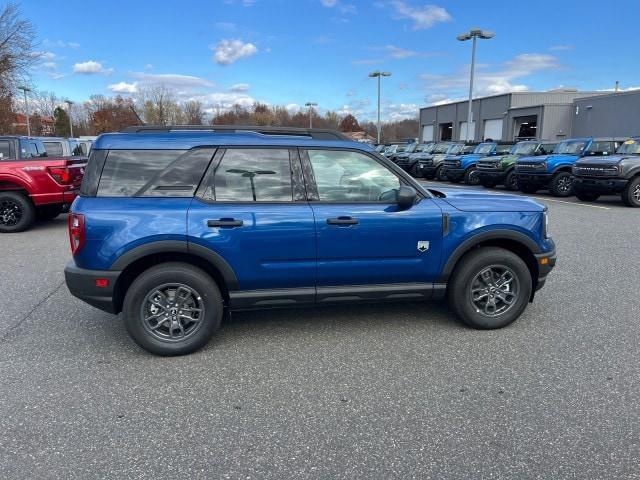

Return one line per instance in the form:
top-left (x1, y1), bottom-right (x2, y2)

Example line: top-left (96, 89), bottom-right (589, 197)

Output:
top-left (0, 199), bottom-right (22, 227)
top-left (469, 265), bottom-right (520, 317)
top-left (140, 283), bottom-right (205, 342)
top-left (634, 183), bottom-right (640, 202)
top-left (558, 176), bottom-right (572, 193)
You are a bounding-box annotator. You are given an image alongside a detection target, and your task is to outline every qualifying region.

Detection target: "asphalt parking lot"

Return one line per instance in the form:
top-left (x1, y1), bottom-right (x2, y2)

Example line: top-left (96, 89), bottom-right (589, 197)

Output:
top-left (1, 186), bottom-right (639, 479)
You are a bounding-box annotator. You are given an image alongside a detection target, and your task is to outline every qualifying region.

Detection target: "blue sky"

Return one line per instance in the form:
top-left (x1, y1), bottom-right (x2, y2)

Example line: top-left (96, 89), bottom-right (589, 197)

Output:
top-left (23, 0), bottom-right (640, 121)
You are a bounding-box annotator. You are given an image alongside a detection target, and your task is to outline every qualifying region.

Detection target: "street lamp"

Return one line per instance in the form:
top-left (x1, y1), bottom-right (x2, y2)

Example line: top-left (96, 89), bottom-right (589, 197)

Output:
top-left (305, 102), bottom-right (318, 129)
top-left (457, 29), bottom-right (494, 142)
top-left (64, 100), bottom-right (74, 138)
top-left (18, 86), bottom-right (31, 136)
top-left (368, 71), bottom-right (391, 144)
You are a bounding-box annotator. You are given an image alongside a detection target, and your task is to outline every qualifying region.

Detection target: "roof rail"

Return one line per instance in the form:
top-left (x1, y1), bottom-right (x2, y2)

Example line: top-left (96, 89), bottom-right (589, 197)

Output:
top-left (120, 125), bottom-right (350, 141)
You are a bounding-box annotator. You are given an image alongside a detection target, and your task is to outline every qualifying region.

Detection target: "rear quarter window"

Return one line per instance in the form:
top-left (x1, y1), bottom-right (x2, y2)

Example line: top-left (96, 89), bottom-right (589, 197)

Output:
top-left (44, 141), bottom-right (64, 157)
top-left (0, 140), bottom-right (11, 160)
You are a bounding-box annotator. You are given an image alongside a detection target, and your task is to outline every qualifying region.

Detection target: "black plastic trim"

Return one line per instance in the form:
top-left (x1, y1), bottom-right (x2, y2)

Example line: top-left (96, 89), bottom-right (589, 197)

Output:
top-left (64, 261), bottom-right (120, 314)
top-left (230, 288), bottom-right (316, 309)
top-left (316, 283), bottom-right (433, 303)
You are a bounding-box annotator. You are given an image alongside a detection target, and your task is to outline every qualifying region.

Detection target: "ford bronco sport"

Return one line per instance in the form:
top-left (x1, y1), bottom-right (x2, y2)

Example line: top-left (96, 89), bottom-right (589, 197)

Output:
top-left (64, 126), bottom-right (556, 356)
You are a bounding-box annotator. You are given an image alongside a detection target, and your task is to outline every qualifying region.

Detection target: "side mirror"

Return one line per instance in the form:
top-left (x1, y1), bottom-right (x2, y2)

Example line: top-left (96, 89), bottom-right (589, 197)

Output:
top-left (396, 186), bottom-right (417, 209)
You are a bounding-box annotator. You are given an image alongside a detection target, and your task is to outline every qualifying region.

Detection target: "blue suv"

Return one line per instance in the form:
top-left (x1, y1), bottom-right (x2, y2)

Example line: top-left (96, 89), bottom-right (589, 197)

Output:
top-left (442, 142), bottom-right (513, 185)
top-left (64, 126), bottom-right (556, 356)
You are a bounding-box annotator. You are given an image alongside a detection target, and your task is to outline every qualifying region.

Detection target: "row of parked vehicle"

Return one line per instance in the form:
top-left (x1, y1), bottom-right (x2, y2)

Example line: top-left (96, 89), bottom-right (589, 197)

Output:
top-left (377, 137), bottom-right (640, 207)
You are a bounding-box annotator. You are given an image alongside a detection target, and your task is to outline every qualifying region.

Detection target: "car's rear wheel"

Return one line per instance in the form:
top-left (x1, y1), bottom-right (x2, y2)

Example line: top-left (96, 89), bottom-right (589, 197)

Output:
top-left (550, 171), bottom-right (573, 197)
top-left (505, 170), bottom-right (519, 191)
top-left (464, 167), bottom-right (481, 185)
top-left (410, 163), bottom-right (422, 178)
top-left (0, 192), bottom-right (36, 233)
top-left (621, 176), bottom-right (640, 207)
top-left (447, 247), bottom-right (532, 329)
top-left (435, 165), bottom-right (446, 181)
top-left (574, 190), bottom-right (600, 202)
top-left (123, 262), bottom-right (223, 356)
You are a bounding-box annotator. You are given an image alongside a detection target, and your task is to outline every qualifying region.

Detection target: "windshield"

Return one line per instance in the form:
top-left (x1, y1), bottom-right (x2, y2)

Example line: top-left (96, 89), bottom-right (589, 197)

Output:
top-left (415, 143), bottom-right (435, 153)
top-left (474, 143), bottom-right (495, 154)
top-left (404, 143), bottom-right (417, 153)
top-left (384, 145), bottom-right (397, 153)
top-left (616, 139), bottom-right (640, 155)
top-left (555, 140), bottom-right (588, 155)
top-left (396, 145), bottom-right (408, 153)
top-left (446, 143), bottom-right (463, 154)
top-left (511, 142), bottom-right (538, 155)
top-left (375, 145), bottom-right (386, 152)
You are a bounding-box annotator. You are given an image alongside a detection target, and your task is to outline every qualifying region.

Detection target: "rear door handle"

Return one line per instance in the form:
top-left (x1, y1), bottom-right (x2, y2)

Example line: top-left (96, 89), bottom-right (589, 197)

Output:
top-left (207, 218), bottom-right (244, 228)
top-left (326, 216), bottom-right (359, 225)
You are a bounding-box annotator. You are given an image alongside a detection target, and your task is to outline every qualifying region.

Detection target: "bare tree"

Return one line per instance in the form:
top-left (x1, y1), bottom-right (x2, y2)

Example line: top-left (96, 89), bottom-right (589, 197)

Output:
top-left (183, 100), bottom-right (204, 125)
top-left (138, 85), bottom-right (184, 125)
top-left (0, 3), bottom-right (40, 93)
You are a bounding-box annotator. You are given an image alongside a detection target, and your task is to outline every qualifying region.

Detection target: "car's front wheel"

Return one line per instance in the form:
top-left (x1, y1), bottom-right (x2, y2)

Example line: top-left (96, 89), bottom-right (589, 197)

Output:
top-left (464, 167), bottom-right (481, 185)
top-left (123, 262), bottom-right (224, 356)
top-left (505, 170), bottom-right (519, 191)
top-left (550, 171), bottom-right (573, 197)
top-left (621, 176), bottom-right (640, 207)
top-left (447, 247), bottom-right (532, 329)
top-left (409, 163), bottom-right (422, 178)
top-left (574, 190), bottom-right (600, 202)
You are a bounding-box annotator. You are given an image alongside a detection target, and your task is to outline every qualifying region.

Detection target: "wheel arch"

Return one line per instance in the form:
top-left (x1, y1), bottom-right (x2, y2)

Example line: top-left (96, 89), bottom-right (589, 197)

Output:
top-left (110, 240), bottom-right (239, 313)
top-left (441, 230), bottom-right (540, 296)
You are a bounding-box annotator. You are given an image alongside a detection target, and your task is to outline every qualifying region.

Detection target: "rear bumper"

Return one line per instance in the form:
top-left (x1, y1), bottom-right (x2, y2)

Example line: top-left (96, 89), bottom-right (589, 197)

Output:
top-left (573, 177), bottom-right (628, 194)
top-left (534, 247), bottom-right (557, 292)
top-left (31, 188), bottom-right (79, 207)
top-left (515, 172), bottom-right (553, 186)
top-left (64, 261), bottom-right (121, 314)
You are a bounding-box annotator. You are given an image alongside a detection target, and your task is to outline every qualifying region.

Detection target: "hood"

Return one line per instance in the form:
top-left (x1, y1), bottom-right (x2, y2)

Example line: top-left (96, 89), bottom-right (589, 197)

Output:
top-left (575, 155), bottom-right (633, 166)
top-left (521, 153), bottom-right (579, 163)
top-left (428, 187), bottom-right (544, 212)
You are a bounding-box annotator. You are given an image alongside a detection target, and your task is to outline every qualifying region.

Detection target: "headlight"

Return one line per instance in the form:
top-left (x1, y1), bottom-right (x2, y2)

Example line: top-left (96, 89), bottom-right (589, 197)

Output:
top-left (543, 210), bottom-right (550, 238)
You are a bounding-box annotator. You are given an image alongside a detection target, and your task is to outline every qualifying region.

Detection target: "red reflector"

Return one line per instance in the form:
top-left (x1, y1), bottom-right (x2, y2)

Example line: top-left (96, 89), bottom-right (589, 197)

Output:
top-left (95, 279), bottom-right (109, 288)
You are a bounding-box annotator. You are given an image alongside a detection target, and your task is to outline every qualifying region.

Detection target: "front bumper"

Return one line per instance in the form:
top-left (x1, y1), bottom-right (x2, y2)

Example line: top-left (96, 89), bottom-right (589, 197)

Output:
top-left (65, 261), bottom-right (121, 314)
top-left (573, 177), bottom-right (628, 194)
top-left (515, 172), bottom-right (553, 186)
top-left (534, 247), bottom-right (557, 292)
top-left (443, 167), bottom-right (465, 181)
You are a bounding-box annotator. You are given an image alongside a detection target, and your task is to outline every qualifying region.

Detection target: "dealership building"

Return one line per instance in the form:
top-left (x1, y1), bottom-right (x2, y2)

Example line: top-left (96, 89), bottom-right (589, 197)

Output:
top-left (419, 89), bottom-right (640, 143)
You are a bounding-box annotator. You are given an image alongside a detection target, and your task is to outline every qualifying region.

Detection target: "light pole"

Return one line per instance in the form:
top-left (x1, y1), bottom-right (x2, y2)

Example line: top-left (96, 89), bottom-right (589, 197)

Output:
top-left (65, 100), bottom-right (74, 138)
top-left (457, 29), bottom-right (494, 142)
top-left (18, 86), bottom-right (31, 136)
top-left (305, 102), bottom-right (317, 129)
top-left (368, 71), bottom-right (391, 144)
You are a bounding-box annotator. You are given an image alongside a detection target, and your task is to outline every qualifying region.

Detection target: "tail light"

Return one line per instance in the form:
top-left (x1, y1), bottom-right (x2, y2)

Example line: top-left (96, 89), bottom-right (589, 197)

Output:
top-left (48, 166), bottom-right (72, 184)
top-left (68, 213), bottom-right (85, 255)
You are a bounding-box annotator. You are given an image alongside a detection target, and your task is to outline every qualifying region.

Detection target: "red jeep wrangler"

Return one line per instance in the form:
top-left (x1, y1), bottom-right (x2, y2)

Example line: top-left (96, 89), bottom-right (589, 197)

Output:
top-left (0, 136), bottom-right (85, 232)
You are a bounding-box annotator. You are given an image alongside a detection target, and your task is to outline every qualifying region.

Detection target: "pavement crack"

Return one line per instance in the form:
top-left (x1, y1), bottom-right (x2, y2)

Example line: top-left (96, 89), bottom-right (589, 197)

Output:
top-left (1, 280), bottom-right (66, 342)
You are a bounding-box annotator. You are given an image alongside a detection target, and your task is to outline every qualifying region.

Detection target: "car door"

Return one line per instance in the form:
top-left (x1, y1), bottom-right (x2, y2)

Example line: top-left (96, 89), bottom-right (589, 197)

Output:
top-left (301, 148), bottom-right (443, 300)
top-left (188, 147), bottom-right (316, 305)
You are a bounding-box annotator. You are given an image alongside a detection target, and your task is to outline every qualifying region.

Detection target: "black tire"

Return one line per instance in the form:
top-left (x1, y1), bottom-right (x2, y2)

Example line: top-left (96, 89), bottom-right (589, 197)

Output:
top-left (435, 165), bottom-right (446, 181)
top-left (0, 191), bottom-right (36, 233)
top-left (409, 163), bottom-right (422, 178)
top-left (519, 184), bottom-right (538, 194)
top-left (123, 262), bottom-right (224, 356)
top-left (505, 170), bottom-right (519, 191)
top-left (37, 204), bottom-right (64, 221)
top-left (463, 167), bottom-right (481, 185)
top-left (549, 171), bottom-right (573, 197)
top-left (480, 180), bottom-right (497, 189)
top-left (447, 247), bottom-right (532, 329)
top-left (621, 176), bottom-right (640, 207)
top-left (574, 191), bottom-right (600, 202)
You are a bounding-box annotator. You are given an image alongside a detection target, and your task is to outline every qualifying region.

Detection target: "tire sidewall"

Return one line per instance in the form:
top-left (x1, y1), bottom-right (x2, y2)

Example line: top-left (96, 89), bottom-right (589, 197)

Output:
top-left (123, 263), bottom-right (223, 356)
top-left (505, 170), bottom-right (518, 191)
top-left (551, 171), bottom-right (573, 197)
top-left (622, 177), bottom-right (640, 207)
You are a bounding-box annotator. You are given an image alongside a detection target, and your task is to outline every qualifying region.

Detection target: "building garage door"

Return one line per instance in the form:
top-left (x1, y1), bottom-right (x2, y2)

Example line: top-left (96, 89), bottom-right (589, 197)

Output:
top-left (422, 125), bottom-right (434, 142)
top-left (458, 121), bottom-right (476, 141)
top-left (483, 119), bottom-right (503, 141)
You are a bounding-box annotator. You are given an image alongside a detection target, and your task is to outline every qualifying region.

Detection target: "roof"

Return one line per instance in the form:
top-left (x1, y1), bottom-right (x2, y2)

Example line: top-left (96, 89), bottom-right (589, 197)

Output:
top-left (93, 126), bottom-right (369, 151)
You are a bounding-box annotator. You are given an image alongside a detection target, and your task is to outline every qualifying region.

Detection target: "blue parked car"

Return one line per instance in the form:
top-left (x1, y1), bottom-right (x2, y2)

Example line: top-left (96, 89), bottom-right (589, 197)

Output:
top-left (515, 138), bottom-right (619, 197)
top-left (442, 142), bottom-right (514, 185)
top-left (65, 126), bottom-right (556, 356)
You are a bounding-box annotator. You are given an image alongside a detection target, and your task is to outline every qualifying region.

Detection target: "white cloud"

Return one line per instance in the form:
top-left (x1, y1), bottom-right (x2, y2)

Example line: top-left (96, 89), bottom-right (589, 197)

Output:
top-left (229, 83), bottom-right (250, 92)
top-left (213, 39), bottom-right (258, 65)
top-left (383, 45), bottom-right (419, 59)
top-left (390, 1), bottom-right (451, 29)
top-left (43, 39), bottom-right (80, 49)
top-left (320, 0), bottom-right (338, 5)
top-left (42, 62), bottom-right (57, 70)
top-left (385, 103), bottom-right (419, 121)
top-left (108, 81), bottom-right (138, 94)
top-left (421, 53), bottom-right (561, 98)
top-left (73, 60), bottom-right (113, 75)
top-left (285, 103), bottom-right (301, 113)
top-left (131, 72), bottom-right (215, 91)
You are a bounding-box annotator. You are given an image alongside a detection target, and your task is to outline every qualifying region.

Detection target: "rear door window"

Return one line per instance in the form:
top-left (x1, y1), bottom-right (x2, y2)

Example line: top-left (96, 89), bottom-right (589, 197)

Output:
top-left (43, 141), bottom-right (64, 156)
top-left (0, 140), bottom-right (11, 160)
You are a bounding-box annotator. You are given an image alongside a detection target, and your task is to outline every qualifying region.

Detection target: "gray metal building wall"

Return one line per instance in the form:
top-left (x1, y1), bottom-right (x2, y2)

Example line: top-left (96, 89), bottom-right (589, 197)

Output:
top-left (540, 104), bottom-right (573, 140)
top-left (572, 91), bottom-right (640, 138)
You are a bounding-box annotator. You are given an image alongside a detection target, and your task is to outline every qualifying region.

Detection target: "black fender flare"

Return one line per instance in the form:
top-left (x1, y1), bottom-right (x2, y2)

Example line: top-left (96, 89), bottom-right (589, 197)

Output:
top-left (440, 229), bottom-right (541, 282)
top-left (110, 240), bottom-right (239, 290)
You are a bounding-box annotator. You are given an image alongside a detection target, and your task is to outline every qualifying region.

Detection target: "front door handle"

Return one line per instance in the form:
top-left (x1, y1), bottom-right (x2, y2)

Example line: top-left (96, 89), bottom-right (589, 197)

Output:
top-left (207, 218), bottom-right (244, 228)
top-left (326, 216), bottom-right (359, 225)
